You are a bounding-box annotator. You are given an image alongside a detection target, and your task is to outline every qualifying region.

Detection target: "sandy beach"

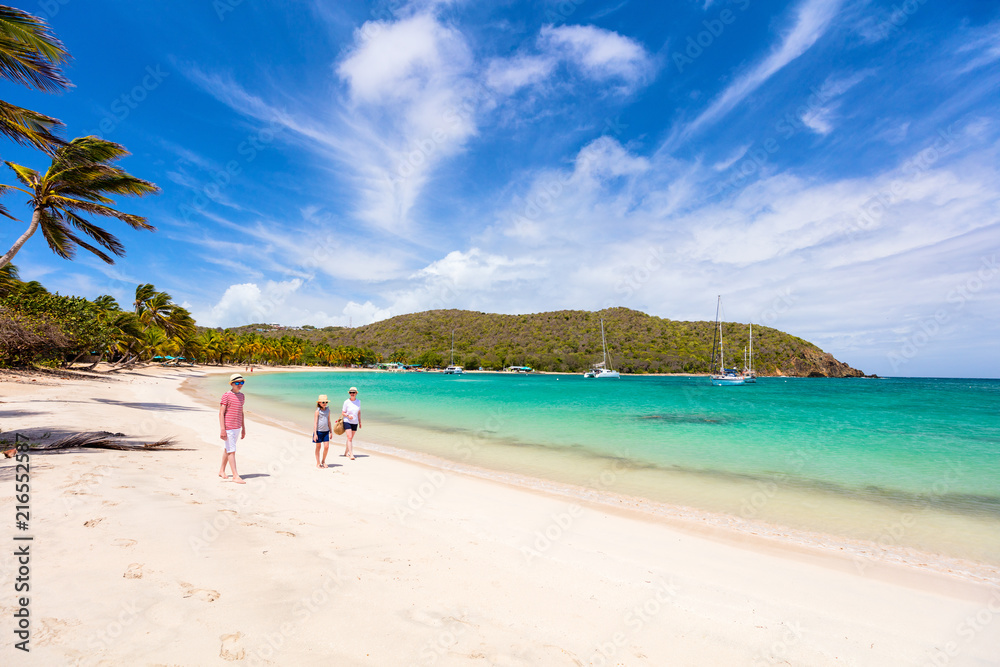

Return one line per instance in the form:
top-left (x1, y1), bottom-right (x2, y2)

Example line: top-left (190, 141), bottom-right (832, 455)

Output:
top-left (1, 365), bottom-right (998, 666)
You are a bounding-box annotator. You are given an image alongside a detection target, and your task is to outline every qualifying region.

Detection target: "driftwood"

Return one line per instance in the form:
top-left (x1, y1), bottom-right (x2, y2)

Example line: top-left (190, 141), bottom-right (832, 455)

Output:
top-left (24, 431), bottom-right (177, 451)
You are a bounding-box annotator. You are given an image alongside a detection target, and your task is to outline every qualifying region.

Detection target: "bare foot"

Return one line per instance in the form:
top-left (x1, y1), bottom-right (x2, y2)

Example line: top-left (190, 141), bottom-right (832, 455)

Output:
top-left (348, 455), bottom-right (356, 460)
top-left (218, 473), bottom-right (228, 480)
top-left (233, 477), bottom-right (246, 484)
top-left (316, 463), bottom-right (324, 469)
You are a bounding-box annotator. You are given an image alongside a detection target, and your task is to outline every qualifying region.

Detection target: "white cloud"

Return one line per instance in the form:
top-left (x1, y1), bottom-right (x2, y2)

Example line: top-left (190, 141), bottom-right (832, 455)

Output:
top-left (713, 144), bottom-right (751, 171)
top-left (485, 54), bottom-right (557, 95)
top-left (196, 278), bottom-right (390, 328)
top-left (540, 24), bottom-right (654, 85)
top-left (202, 279), bottom-right (304, 327)
top-left (338, 14), bottom-right (462, 104)
top-left (332, 13), bottom-right (479, 234)
top-left (801, 106), bottom-right (835, 134)
top-left (682, 0), bottom-right (844, 140)
top-left (485, 24), bottom-right (654, 96)
top-left (955, 21), bottom-right (1000, 74)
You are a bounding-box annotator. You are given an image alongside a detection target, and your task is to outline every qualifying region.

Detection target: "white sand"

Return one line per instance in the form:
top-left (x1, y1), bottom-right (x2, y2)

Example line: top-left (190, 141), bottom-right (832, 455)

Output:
top-left (1, 365), bottom-right (998, 666)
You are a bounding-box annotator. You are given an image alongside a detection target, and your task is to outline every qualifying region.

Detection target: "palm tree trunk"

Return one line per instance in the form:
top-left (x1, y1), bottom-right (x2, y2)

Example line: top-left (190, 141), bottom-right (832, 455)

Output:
top-left (0, 208), bottom-right (41, 270)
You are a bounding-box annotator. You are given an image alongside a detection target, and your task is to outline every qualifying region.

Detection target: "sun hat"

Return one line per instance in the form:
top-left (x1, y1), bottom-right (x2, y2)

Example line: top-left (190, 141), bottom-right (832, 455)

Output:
top-left (349, 387), bottom-right (358, 394)
top-left (230, 373), bottom-right (244, 383)
top-left (318, 394), bottom-right (328, 402)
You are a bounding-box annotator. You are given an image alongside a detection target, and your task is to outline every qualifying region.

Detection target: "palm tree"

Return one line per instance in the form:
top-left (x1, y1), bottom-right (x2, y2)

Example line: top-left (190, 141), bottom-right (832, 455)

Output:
top-left (0, 260), bottom-right (18, 295)
top-left (0, 136), bottom-right (159, 270)
top-left (0, 5), bottom-right (70, 152)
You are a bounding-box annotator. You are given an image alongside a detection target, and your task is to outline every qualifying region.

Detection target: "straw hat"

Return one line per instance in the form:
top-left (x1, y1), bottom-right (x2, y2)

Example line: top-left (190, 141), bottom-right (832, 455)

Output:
top-left (349, 387), bottom-right (358, 394)
top-left (317, 394), bottom-right (329, 402)
top-left (230, 373), bottom-right (244, 383)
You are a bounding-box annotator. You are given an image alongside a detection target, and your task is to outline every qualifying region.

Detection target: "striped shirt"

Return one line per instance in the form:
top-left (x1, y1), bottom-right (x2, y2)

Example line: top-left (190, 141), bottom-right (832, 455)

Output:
top-left (220, 391), bottom-right (245, 429)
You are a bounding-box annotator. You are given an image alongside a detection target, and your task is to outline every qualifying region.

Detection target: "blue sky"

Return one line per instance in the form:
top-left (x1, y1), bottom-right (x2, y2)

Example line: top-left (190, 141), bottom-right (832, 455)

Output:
top-left (2, 0), bottom-right (998, 377)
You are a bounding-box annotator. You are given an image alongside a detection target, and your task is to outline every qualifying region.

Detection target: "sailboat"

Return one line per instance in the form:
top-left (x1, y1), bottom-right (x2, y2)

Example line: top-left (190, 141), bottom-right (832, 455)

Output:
top-left (742, 323), bottom-right (757, 383)
top-left (584, 319), bottom-right (620, 378)
top-left (710, 296), bottom-right (746, 386)
top-left (443, 329), bottom-right (464, 374)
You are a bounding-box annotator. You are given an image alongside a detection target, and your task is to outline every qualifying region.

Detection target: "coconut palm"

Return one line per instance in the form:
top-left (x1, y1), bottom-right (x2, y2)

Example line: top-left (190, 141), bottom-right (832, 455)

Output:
top-left (0, 260), bottom-right (18, 295)
top-left (0, 5), bottom-right (70, 152)
top-left (0, 136), bottom-right (159, 270)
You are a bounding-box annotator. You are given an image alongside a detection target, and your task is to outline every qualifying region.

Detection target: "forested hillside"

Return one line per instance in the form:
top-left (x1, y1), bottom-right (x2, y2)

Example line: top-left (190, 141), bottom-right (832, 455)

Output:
top-left (223, 307), bottom-right (865, 377)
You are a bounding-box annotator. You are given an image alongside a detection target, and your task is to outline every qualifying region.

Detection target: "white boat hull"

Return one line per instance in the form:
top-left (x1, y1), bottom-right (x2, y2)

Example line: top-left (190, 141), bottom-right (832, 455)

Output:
top-left (711, 374), bottom-right (746, 386)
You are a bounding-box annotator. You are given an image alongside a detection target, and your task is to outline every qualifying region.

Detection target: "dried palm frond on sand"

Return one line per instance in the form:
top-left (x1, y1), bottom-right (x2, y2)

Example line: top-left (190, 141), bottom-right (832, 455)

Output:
top-left (4, 431), bottom-right (177, 453)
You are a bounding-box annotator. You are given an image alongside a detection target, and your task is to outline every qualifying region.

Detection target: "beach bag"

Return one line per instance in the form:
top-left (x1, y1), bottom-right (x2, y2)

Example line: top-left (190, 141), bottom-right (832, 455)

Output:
top-left (333, 418), bottom-right (345, 436)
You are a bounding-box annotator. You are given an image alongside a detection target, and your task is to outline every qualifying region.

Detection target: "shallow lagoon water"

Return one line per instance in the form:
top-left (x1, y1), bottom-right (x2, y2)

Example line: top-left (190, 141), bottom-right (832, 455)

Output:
top-left (198, 372), bottom-right (1000, 565)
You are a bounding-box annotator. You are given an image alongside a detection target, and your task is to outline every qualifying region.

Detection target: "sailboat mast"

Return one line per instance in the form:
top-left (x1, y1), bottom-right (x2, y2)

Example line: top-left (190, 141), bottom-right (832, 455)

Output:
top-left (601, 319), bottom-right (608, 367)
top-left (451, 329), bottom-right (455, 365)
top-left (749, 323), bottom-right (753, 373)
top-left (710, 295), bottom-right (720, 373)
top-left (719, 320), bottom-right (724, 373)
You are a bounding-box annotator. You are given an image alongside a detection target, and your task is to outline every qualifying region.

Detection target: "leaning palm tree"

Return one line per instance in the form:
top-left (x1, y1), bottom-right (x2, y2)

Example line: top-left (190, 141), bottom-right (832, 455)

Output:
top-left (0, 136), bottom-right (159, 270)
top-left (0, 5), bottom-right (70, 152)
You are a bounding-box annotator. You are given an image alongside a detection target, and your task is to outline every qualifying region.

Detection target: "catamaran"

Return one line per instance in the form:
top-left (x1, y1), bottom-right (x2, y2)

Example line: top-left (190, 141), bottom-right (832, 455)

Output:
top-left (710, 296), bottom-right (746, 386)
top-left (584, 319), bottom-right (620, 378)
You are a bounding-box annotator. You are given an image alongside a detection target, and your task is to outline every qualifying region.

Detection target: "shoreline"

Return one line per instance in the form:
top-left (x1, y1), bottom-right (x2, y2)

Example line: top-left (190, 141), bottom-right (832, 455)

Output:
top-left (186, 367), bottom-right (1000, 588)
top-left (2, 364), bottom-right (999, 665)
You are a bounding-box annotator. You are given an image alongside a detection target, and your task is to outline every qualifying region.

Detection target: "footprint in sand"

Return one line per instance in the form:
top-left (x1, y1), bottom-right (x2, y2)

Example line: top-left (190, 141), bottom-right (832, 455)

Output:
top-left (219, 632), bottom-right (245, 661)
top-left (114, 538), bottom-right (137, 548)
top-left (102, 501), bottom-right (120, 507)
top-left (180, 582), bottom-right (220, 602)
top-left (83, 518), bottom-right (104, 528)
top-left (218, 509), bottom-right (237, 515)
top-left (115, 485), bottom-right (135, 489)
top-left (33, 617), bottom-right (80, 647)
top-left (123, 563), bottom-right (143, 579)
top-left (276, 531), bottom-right (296, 537)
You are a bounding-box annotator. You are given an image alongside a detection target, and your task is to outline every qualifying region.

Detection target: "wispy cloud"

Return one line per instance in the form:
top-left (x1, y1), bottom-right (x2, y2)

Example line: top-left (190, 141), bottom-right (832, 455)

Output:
top-left (680, 0), bottom-right (844, 141)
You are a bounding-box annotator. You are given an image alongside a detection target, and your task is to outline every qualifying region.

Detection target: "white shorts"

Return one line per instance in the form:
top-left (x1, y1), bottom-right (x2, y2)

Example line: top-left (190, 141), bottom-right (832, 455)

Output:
top-left (224, 429), bottom-right (241, 453)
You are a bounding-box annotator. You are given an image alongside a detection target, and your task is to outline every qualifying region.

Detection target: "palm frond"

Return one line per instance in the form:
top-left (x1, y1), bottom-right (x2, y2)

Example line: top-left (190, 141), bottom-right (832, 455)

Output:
top-left (64, 210), bottom-right (126, 256)
top-left (4, 161), bottom-right (39, 187)
top-left (0, 6), bottom-right (70, 93)
top-left (0, 99), bottom-right (64, 150)
top-left (54, 198), bottom-right (155, 230)
top-left (53, 136), bottom-right (131, 166)
top-left (36, 209), bottom-right (74, 259)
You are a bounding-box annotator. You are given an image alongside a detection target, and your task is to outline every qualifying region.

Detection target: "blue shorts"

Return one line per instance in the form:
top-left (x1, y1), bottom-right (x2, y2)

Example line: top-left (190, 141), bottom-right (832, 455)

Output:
top-left (343, 422), bottom-right (358, 431)
top-left (314, 431), bottom-right (330, 442)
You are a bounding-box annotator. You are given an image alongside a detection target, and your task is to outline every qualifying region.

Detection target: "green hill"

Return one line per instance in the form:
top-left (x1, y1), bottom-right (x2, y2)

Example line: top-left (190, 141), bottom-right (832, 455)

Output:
top-left (224, 307), bottom-right (865, 377)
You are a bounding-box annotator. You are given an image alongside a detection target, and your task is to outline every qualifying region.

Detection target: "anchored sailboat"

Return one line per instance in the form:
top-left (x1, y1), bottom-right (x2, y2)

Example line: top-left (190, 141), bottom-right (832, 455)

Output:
top-left (710, 296), bottom-right (746, 386)
top-left (584, 318), bottom-right (620, 378)
top-left (443, 329), bottom-right (464, 374)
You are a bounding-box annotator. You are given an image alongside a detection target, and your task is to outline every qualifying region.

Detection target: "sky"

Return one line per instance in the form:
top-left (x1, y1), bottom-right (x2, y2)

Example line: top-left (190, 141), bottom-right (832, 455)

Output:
top-left (1, 0), bottom-right (998, 378)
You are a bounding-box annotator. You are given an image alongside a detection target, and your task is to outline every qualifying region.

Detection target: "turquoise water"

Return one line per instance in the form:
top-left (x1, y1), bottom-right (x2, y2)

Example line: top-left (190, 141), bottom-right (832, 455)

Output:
top-left (200, 372), bottom-right (1000, 563)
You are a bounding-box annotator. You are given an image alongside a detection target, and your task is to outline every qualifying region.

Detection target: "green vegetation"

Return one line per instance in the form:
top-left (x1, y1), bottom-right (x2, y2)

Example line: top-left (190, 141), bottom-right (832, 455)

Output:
top-left (205, 308), bottom-right (865, 377)
top-left (0, 273), bottom-right (863, 376)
